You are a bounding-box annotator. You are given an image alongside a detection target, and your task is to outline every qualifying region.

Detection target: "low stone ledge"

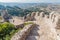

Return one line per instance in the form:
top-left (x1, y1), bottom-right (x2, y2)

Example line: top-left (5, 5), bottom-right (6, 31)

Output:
top-left (11, 24), bottom-right (35, 40)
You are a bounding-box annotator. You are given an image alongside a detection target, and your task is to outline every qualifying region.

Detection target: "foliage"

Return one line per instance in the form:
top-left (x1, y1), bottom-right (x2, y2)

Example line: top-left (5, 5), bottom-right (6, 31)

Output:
top-left (0, 22), bottom-right (15, 40)
top-left (6, 6), bottom-right (32, 16)
top-left (0, 5), bottom-right (47, 17)
top-left (24, 22), bottom-right (34, 26)
top-left (0, 22), bottom-right (22, 40)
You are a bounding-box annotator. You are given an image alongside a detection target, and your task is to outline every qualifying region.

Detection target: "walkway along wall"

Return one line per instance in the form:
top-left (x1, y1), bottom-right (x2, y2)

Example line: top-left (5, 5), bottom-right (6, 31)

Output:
top-left (11, 24), bottom-right (36, 40)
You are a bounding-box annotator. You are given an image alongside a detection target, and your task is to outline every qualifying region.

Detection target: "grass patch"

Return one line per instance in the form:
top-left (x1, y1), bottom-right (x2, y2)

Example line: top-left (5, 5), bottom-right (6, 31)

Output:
top-left (24, 22), bottom-right (34, 26)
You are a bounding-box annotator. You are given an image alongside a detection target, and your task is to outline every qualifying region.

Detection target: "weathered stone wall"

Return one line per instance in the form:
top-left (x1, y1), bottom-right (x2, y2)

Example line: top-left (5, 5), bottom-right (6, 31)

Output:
top-left (11, 24), bottom-right (36, 40)
top-left (22, 11), bottom-right (60, 40)
top-left (11, 11), bottom-right (60, 40)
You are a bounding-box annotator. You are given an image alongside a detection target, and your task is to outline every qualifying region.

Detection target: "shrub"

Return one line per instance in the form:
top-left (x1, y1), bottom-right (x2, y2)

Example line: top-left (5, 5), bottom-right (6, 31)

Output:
top-left (0, 22), bottom-right (15, 40)
top-left (0, 22), bottom-right (23, 40)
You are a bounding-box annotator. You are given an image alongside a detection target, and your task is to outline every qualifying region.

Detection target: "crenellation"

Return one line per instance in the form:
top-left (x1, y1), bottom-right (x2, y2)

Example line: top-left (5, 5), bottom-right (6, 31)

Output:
top-left (31, 12), bottom-right (36, 17)
top-left (11, 11), bottom-right (60, 40)
top-left (40, 12), bottom-right (45, 17)
top-left (35, 12), bottom-right (39, 17)
top-left (49, 11), bottom-right (55, 19)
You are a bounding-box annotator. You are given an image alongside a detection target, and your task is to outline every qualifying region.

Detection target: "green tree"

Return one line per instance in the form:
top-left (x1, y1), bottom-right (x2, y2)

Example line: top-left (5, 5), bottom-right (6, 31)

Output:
top-left (0, 22), bottom-right (15, 40)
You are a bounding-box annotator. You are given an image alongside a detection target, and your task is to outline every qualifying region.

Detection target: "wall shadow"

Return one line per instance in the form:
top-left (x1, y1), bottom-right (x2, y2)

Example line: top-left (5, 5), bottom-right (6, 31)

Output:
top-left (25, 24), bottom-right (40, 40)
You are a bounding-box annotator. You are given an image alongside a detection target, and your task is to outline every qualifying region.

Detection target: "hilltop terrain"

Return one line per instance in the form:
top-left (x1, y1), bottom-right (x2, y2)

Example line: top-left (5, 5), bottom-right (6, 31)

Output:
top-left (0, 3), bottom-right (60, 40)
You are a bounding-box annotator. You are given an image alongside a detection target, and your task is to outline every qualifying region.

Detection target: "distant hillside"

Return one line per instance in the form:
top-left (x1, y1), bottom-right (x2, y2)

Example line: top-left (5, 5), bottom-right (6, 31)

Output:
top-left (0, 3), bottom-right (52, 9)
top-left (0, 3), bottom-right (56, 16)
top-left (0, 3), bottom-right (38, 9)
top-left (0, 5), bottom-right (32, 16)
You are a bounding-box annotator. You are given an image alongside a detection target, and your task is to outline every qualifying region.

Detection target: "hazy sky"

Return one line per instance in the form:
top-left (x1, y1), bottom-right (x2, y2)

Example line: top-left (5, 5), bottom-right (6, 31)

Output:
top-left (0, 0), bottom-right (60, 3)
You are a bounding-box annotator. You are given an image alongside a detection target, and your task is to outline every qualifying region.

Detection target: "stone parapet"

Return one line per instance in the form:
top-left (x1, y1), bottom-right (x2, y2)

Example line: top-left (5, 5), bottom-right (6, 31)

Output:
top-left (11, 24), bottom-right (36, 40)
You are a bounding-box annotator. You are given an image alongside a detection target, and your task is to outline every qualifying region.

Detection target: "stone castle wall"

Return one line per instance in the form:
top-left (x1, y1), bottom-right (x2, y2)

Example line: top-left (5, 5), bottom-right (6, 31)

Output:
top-left (30, 11), bottom-right (60, 26)
top-left (11, 11), bottom-right (60, 40)
top-left (11, 24), bottom-right (36, 40)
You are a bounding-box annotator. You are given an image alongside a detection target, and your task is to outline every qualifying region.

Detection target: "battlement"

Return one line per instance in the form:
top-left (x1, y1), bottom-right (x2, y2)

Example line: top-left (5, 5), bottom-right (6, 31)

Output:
top-left (11, 11), bottom-right (60, 40)
top-left (25, 11), bottom-right (60, 24)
